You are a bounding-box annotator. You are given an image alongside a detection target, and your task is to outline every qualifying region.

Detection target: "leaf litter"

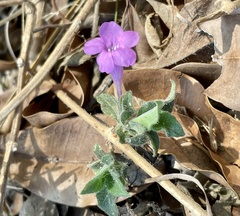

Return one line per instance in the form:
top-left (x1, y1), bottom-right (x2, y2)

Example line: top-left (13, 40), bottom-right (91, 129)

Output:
top-left (0, 0), bottom-right (240, 215)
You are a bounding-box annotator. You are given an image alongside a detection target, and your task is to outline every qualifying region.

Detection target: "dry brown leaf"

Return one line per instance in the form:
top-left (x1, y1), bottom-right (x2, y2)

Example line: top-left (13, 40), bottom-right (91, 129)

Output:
top-left (134, 0), bottom-right (213, 68)
top-left (121, 1), bottom-right (155, 64)
top-left (0, 60), bottom-right (17, 72)
top-left (58, 69), bottom-right (85, 112)
top-left (22, 91), bottom-right (72, 128)
top-left (200, 12), bottom-right (240, 111)
top-left (172, 63), bottom-right (221, 88)
top-left (2, 116), bottom-right (107, 162)
top-left (2, 115), bottom-right (109, 207)
top-left (145, 13), bottom-right (163, 56)
top-left (123, 68), bottom-right (240, 194)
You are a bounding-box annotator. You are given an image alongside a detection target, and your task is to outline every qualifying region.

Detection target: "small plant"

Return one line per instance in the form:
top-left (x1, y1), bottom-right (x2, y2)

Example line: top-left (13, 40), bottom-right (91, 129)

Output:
top-left (81, 21), bottom-right (184, 215)
top-left (81, 145), bottom-right (128, 216)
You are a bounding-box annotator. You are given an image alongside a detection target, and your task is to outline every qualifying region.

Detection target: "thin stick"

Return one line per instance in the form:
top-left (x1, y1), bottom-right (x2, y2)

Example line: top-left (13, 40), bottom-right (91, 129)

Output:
top-left (51, 80), bottom-right (207, 216)
top-left (91, 0), bottom-right (100, 37)
top-left (0, 0), bottom-right (22, 6)
top-left (0, 2), bottom-right (35, 212)
top-left (0, 9), bottom-right (22, 28)
top-left (0, 0), bottom-right (98, 123)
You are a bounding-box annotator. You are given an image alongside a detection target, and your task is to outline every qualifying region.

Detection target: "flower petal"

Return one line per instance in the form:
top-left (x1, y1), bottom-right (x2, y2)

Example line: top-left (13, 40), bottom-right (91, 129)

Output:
top-left (112, 48), bottom-right (136, 67)
top-left (97, 50), bottom-right (115, 73)
top-left (99, 22), bottom-right (123, 47)
top-left (84, 38), bottom-right (105, 55)
top-left (110, 65), bottom-right (123, 99)
top-left (118, 31), bottom-right (139, 48)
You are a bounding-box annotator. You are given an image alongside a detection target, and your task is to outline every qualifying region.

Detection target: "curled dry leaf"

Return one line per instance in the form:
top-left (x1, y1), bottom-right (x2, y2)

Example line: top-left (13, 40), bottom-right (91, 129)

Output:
top-left (145, 13), bottom-right (163, 56)
top-left (172, 62), bottom-right (221, 88)
top-left (200, 12), bottom-right (240, 111)
top-left (22, 64), bottom-right (91, 128)
top-left (22, 91), bottom-right (73, 128)
top-left (134, 0), bottom-right (213, 68)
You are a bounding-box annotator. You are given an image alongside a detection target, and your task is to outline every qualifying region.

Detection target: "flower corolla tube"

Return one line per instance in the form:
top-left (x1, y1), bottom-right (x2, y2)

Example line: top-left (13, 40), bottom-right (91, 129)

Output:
top-left (84, 21), bottom-right (139, 99)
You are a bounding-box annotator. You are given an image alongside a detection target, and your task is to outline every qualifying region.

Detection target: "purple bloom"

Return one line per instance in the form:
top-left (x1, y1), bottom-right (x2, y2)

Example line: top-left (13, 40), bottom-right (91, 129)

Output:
top-left (84, 21), bottom-right (139, 99)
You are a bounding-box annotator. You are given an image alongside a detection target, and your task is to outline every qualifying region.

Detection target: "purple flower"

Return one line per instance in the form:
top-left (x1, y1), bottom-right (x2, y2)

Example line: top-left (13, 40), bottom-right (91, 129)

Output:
top-left (84, 21), bottom-right (139, 99)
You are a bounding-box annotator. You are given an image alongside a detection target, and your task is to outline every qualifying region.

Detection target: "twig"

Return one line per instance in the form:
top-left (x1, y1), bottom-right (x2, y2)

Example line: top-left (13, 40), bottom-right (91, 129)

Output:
top-left (0, 2), bottom-right (35, 212)
top-left (0, 0), bottom-right (99, 123)
top-left (0, 0), bottom-right (22, 6)
top-left (0, 8), bottom-right (22, 28)
top-left (91, 0), bottom-right (100, 37)
top-left (51, 79), bottom-right (208, 216)
top-left (29, 0), bottom-right (45, 63)
top-left (4, 6), bottom-right (19, 63)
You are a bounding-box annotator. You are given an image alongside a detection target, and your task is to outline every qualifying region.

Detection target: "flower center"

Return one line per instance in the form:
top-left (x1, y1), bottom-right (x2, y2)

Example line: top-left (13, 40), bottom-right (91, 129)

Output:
top-left (107, 44), bottom-right (119, 52)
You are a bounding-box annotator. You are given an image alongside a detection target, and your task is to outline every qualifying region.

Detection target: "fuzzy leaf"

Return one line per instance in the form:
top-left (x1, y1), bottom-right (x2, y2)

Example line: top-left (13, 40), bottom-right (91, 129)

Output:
top-left (146, 131), bottom-right (160, 157)
top-left (93, 144), bottom-right (106, 159)
top-left (132, 102), bottom-right (159, 130)
top-left (152, 111), bottom-right (185, 137)
top-left (101, 154), bottom-right (114, 166)
top-left (115, 127), bottom-right (126, 143)
top-left (125, 133), bottom-right (148, 146)
top-left (96, 186), bottom-right (118, 216)
top-left (120, 91), bottom-right (135, 124)
top-left (105, 171), bottom-right (129, 197)
top-left (137, 101), bottom-right (157, 116)
top-left (80, 169), bottom-right (107, 194)
top-left (89, 160), bottom-right (103, 173)
top-left (97, 94), bottom-right (119, 121)
top-left (127, 121), bottom-right (146, 134)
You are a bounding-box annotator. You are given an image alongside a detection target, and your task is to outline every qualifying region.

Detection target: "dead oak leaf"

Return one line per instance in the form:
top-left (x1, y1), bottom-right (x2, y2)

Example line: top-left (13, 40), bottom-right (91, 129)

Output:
top-left (201, 13), bottom-right (240, 111)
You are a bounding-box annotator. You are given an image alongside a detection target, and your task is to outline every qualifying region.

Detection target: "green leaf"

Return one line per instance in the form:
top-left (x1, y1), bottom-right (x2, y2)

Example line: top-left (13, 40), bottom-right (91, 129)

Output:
top-left (162, 80), bottom-right (176, 112)
top-left (80, 170), bottom-right (107, 194)
top-left (132, 102), bottom-right (159, 130)
top-left (115, 126), bottom-right (126, 143)
top-left (93, 144), bottom-right (106, 159)
top-left (96, 186), bottom-right (118, 216)
top-left (152, 111), bottom-right (185, 137)
top-left (89, 160), bottom-right (103, 173)
top-left (146, 131), bottom-right (160, 157)
top-left (127, 121), bottom-right (146, 134)
top-left (97, 93), bottom-right (119, 121)
top-left (105, 171), bottom-right (129, 197)
top-left (125, 133), bottom-right (149, 146)
top-left (137, 101), bottom-right (157, 116)
top-left (120, 91), bottom-right (135, 124)
top-left (101, 154), bottom-right (114, 166)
